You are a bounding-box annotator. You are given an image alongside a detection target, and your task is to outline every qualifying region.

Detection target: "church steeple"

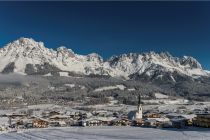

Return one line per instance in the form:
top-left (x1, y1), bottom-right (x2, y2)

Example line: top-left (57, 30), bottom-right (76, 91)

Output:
top-left (138, 94), bottom-right (141, 106)
top-left (135, 93), bottom-right (143, 119)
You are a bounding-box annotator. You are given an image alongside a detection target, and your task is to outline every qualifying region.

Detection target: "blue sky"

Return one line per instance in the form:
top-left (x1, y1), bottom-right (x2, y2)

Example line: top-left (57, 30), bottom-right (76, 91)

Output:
top-left (0, 1), bottom-right (210, 70)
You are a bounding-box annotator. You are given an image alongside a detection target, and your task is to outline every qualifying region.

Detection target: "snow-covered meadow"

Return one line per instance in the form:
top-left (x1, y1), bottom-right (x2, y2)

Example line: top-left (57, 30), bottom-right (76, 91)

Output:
top-left (0, 127), bottom-right (210, 140)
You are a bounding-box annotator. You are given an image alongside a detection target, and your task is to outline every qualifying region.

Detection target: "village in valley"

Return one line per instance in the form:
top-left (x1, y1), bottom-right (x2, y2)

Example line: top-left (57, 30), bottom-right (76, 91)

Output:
top-left (0, 94), bottom-right (210, 133)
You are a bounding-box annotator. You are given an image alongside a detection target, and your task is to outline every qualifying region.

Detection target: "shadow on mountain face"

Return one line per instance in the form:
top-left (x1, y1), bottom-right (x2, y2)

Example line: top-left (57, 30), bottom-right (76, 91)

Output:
top-left (0, 74), bottom-right (25, 85)
top-left (161, 127), bottom-right (210, 132)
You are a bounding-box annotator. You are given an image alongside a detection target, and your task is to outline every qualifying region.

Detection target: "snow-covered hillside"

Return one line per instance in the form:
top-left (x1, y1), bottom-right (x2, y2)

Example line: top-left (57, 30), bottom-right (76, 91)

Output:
top-left (0, 127), bottom-right (210, 140)
top-left (0, 38), bottom-right (209, 81)
top-left (0, 38), bottom-right (105, 75)
top-left (106, 52), bottom-right (210, 79)
top-left (93, 85), bottom-right (126, 92)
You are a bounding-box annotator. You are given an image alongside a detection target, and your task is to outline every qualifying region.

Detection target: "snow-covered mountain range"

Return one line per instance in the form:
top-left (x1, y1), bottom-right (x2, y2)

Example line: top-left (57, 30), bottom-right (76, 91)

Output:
top-left (0, 38), bottom-right (209, 82)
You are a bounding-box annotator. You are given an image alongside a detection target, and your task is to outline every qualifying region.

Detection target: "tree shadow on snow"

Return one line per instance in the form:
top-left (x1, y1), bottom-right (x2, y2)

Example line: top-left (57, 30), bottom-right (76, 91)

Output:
top-left (161, 127), bottom-right (210, 132)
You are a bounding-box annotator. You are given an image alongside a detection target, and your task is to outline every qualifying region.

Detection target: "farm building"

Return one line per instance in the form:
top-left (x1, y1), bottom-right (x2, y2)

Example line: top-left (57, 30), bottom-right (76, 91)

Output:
top-left (33, 118), bottom-right (49, 128)
top-left (193, 114), bottom-right (210, 128)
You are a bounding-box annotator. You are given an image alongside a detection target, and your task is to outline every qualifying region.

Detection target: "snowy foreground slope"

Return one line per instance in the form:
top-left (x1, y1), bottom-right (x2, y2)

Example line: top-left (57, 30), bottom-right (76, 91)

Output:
top-left (1, 127), bottom-right (210, 140)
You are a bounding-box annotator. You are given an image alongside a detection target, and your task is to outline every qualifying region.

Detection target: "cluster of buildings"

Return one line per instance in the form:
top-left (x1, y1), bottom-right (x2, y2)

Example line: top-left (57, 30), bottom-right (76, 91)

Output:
top-left (0, 94), bottom-right (210, 132)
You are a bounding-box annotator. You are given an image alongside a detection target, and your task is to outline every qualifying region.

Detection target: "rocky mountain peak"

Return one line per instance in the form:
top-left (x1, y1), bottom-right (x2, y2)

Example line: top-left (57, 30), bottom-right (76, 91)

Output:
top-left (57, 46), bottom-right (75, 58)
top-left (180, 56), bottom-right (202, 69)
top-left (9, 37), bottom-right (44, 50)
top-left (87, 53), bottom-right (103, 63)
top-left (0, 38), bottom-right (47, 58)
top-left (0, 38), bottom-right (209, 80)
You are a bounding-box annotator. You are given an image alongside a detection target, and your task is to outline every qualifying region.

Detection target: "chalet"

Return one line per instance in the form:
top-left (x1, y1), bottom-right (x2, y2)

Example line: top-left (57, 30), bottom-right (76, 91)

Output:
top-left (159, 121), bottom-right (173, 128)
top-left (83, 117), bottom-right (115, 126)
top-left (111, 118), bottom-right (131, 126)
top-left (143, 117), bottom-right (171, 128)
top-left (93, 110), bottom-right (108, 117)
top-left (25, 122), bottom-right (33, 128)
top-left (166, 114), bottom-right (182, 119)
top-left (49, 121), bottom-right (67, 127)
top-left (49, 115), bottom-right (73, 127)
top-left (64, 118), bottom-right (75, 126)
top-left (132, 118), bottom-right (143, 126)
top-left (58, 121), bottom-right (67, 127)
top-left (85, 112), bottom-right (93, 118)
top-left (76, 120), bottom-right (85, 127)
top-left (166, 114), bottom-right (194, 128)
top-left (181, 114), bottom-right (196, 126)
top-left (154, 117), bottom-right (171, 128)
top-left (85, 118), bottom-right (103, 126)
top-left (193, 114), bottom-right (210, 128)
top-left (113, 112), bottom-right (120, 118)
top-left (42, 110), bottom-right (61, 118)
top-left (68, 111), bottom-right (77, 118)
top-left (49, 115), bottom-right (69, 121)
top-left (79, 112), bottom-right (89, 120)
top-left (0, 126), bottom-right (7, 131)
top-left (6, 113), bottom-right (27, 119)
top-left (17, 124), bottom-right (25, 129)
top-left (49, 121), bottom-right (60, 127)
top-left (47, 111), bottom-right (61, 117)
top-left (145, 113), bottom-right (161, 118)
top-left (193, 109), bottom-right (207, 114)
top-left (13, 118), bottom-right (34, 129)
top-left (68, 112), bottom-right (81, 120)
top-left (170, 118), bottom-right (187, 129)
top-left (28, 115), bottom-right (38, 119)
top-left (0, 117), bottom-right (9, 130)
top-left (144, 119), bottom-right (157, 127)
top-left (32, 118), bottom-right (49, 128)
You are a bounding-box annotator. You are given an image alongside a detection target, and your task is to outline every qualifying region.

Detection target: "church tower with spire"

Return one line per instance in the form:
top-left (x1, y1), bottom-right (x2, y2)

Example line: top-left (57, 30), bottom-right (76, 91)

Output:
top-left (135, 94), bottom-right (143, 119)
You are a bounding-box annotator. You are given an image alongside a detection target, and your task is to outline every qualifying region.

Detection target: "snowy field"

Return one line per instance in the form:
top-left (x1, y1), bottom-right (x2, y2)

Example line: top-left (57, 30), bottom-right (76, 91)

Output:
top-left (1, 127), bottom-right (210, 140)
